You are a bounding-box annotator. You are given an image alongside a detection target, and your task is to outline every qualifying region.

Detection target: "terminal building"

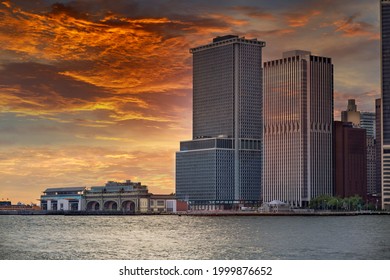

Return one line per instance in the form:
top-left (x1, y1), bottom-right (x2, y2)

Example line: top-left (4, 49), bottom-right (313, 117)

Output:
top-left (84, 180), bottom-right (150, 213)
top-left (40, 180), bottom-right (186, 213)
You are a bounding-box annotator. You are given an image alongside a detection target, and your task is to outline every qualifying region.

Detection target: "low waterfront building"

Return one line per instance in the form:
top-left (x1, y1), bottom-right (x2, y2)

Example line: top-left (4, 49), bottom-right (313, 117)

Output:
top-left (40, 187), bottom-right (85, 211)
top-left (262, 200), bottom-right (291, 212)
top-left (84, 180), bottom-right (150, 213)
top-left (0, 201), bottom-right (11, 206)
top-left (39, 180), bottom-right (184, 213)
top-left (150, 194), bottom-right (176, 213)
top-left (0, 201), bottom-right (41, 211)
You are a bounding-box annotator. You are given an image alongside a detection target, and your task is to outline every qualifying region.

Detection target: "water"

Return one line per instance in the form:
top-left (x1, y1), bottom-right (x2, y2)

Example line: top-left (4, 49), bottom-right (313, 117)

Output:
top-left (0, 215), bottom-right (389, 260)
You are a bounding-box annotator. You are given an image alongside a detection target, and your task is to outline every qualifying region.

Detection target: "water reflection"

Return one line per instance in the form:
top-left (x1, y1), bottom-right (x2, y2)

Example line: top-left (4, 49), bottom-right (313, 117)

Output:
top-left (0, 215), bottom-right (389, 260)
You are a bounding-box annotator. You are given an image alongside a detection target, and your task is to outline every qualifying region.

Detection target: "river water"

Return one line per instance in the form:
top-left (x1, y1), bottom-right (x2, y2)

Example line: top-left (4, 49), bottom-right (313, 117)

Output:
top-left (0, 215), bottom-right (389, 260)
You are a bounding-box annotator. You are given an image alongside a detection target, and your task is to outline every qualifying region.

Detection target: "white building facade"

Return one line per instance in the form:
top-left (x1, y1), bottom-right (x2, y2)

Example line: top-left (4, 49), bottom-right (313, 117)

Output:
top-left (40, 187), bottom-right (85, 211)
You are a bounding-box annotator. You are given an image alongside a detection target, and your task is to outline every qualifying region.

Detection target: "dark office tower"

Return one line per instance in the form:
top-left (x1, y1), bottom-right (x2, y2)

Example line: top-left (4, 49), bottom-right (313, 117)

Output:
top-left (381, 0), bottom-right (390, 210)
top-left (334, 122), bottom-right (367, 199)
top-left (376, 98), bottom-right (382, 196)
top-left (263, 51), bottom-right (333, 207)
top-left (176, 35), bottom-right (265, 209)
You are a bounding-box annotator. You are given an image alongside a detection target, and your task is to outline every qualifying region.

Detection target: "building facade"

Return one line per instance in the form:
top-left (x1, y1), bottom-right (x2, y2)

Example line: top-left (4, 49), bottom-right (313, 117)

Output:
top-left (40, 180), bottom-right (183, 213)
top-left (341, 99), bottom-right (361, 127)
top-left (341, 100), bottom-right (376, 195)
top-left (376, 98), bottom-right (382, 196)
top-left (176, 35), bottom-right (265, 207)
top-left (263, 50), bottom-right (333, 207)
top-left (361, 112), bottom-right (376, 138)
top-left (381, 0), bottom-right (390, 210)
top-left (361, 112), bottom-right (377, 195)
top-left (40, 187), bottom-right (85, 211)
top-left (334, 122), bottom-right (367, 199)
top-left (84, 180), bottom-right (150, 213)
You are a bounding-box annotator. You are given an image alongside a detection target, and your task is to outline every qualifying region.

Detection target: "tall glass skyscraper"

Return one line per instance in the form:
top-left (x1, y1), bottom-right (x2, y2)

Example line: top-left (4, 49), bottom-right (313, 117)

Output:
top-left (262, 51), bottom-right (334, 207)
top-left (176, 35), bottom-right (265, 209)
top-left (381, 0), bottom-right (390, 210)
top-left (361, 112), bottom-right (377, 195)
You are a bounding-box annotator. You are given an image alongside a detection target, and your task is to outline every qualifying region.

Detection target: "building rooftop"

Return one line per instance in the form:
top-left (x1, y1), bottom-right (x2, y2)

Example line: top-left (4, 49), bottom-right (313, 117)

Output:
top-left (43, 187), bottom-right (86, 193)
top-left (190, 35), bottom-right (265, 53)
top-left (282, 50), bottom-right (311, 58)
top-left (150, 194), bottom-right (176, 199)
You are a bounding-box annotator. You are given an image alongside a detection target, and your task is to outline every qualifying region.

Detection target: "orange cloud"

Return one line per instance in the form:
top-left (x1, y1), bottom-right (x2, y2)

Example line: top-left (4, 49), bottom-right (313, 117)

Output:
top-left (229, 6), bottom-right (275, 20)
top-left (0, 3), bottom-right (192, 95)
top-left (1, 1), bottom-right (10, 8)
top-left (333, 15), bottom-right (379, 39)
top-left (284, 10), bottom-right (321, 27)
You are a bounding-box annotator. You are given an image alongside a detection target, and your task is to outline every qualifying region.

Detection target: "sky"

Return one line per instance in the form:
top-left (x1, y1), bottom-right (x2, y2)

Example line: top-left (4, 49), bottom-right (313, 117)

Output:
top-left (0, 0), bottom-right (381, 204)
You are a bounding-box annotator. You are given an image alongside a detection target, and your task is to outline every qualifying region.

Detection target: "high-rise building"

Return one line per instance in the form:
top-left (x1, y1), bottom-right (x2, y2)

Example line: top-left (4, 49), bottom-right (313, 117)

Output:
top-left (340, 100), bottom-right (376, 195)
top-left (341, 99), bottom-right (361, 127)
top-left (176, 35), bottom-right (265, 209)
top-left (376, 98), bottom-right (382, 196)
top-left (361, 112), bottom-right (376, 138)
top-left (381, 0), bottom-right (390, 210)
top-left (334, 122), bottom-right (367, 199)
top-left (361, 112), bottom-right (376, 195)
top-left (263, 50), bottom-right (333, 207)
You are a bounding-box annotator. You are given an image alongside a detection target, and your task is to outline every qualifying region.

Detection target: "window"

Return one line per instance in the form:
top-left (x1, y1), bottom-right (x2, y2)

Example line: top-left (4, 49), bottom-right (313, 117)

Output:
top-left (157, 200), bottom-right (165, 206)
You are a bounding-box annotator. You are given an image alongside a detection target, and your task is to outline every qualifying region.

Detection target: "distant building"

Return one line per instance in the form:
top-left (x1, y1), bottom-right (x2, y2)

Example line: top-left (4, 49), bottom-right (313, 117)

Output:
top-left (0, 201), bottom-right (11, 206)
top-left (334, 121), bottom-right (367, 199)
top-left (176, 35), bottom-right (265, 208)
top-left (360, 112), bottom-right (377, 195)
top-left (0, 203), bottom-right (40, 211)
top-left (40, 187), bottom-right (85, 211)
top-left (361, 112), bottom-right (376, 138)
top-left (341, 99), bottom-right (376, 196)
top-left (263, 50), bottom-right (334, 207)
top-left (341, 99), bottom-right (360, 127)
top-left (366, 135), bottom-right (377, 195)
top-left (376, 98), bottom-right (382, 196)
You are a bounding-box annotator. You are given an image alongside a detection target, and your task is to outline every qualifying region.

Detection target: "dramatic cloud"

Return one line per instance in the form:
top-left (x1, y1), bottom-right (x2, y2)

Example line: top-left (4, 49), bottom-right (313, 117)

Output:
top-left (333, 14), bottom-right (379, 39)
top-left (284, 10), bottom-right (321, 27)
top-left (0, 0), bottom-right (381, 203)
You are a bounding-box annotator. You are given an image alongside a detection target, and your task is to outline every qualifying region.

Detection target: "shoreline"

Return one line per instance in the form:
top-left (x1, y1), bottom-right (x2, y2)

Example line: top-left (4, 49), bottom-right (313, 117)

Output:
top-left (0, 210), bottom-right (389, 216)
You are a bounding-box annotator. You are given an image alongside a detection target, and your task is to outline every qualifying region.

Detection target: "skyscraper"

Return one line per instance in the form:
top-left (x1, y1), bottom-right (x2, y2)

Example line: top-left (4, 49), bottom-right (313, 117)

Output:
top-left (381, 0), bottom-right (390, 210)
top-left (361, 111), bottom-right (376, 195)
top-left (176, 35), bottom-right (265, 209)
top-left (334, 121), bottom-right (367, 199)
top-left (376, 98), bottom-right (382, 196)
top-left (342, 99), bottom-right (376, 195)
top-left (361, 112), bottom-right (376, 138)
top-left (263, 50), bottom-right (334, 207)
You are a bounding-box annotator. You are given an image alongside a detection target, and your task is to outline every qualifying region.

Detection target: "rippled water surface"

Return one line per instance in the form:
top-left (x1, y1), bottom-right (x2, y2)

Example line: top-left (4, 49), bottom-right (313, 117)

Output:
top-left (1, 215), bottom-right (389, 259)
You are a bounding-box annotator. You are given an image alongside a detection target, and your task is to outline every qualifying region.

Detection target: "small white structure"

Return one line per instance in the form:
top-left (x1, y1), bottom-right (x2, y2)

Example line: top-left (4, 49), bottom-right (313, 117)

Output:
top-left (263, 200), bottom-right (291, 212)
top-left (40, 187), bottom-right (85, 211)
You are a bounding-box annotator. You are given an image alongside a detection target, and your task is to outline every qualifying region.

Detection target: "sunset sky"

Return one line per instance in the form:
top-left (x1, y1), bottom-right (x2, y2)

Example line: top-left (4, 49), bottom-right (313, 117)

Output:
top-left (0, 0), bottom-right (381, 203)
